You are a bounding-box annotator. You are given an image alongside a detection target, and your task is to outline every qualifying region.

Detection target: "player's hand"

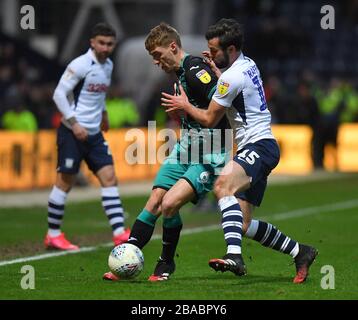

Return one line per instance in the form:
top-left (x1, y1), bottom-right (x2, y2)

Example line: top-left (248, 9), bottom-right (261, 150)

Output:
top-left (161, 84), bottom-right (191, 113)
top-left (72, 123), bottom-right (88, 141)
top-left (202, 51), bottom-right (221, 78)
top-left (101, 111), bottom-right (109, 132)
top-left (202, 51), bottom-right (214, 66)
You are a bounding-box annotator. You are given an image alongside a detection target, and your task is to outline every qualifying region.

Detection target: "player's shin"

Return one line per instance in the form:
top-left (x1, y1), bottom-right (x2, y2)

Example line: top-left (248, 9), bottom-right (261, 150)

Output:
top-left (127, 209), bottom-right (159, 249)
top-left (161, 213), bottom-right (183, 262)
top-left (47, 186), bottom-right (67, 236)
top-left (244, 219), bottom-right (299, 257)
top-left (101, 186), bottom-right (125, 236)
top-left (219, 196), bottom-right (244, 254)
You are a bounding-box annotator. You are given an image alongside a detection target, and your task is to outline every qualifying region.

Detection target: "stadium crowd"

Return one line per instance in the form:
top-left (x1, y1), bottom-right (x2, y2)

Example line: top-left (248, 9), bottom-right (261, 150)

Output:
top-left (1, 39), bottom-right (357, 130)
top-left (0, 0), bottom-right (357, 170)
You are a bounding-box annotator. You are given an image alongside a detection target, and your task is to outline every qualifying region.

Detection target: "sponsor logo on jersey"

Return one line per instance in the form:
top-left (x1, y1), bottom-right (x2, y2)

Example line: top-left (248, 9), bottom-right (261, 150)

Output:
top-left (190, 65), bottom-right (200, 71)
top-left (218, 80), bottom-right (230, 95)
top-left (87, 83), bottom-right (108, 92)
top-left (195, 69), bottom-right (211, 84)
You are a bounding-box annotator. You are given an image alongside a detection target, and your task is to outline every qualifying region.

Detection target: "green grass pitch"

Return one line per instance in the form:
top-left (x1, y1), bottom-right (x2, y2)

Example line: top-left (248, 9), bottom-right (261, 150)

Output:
top-left (0, 174), bottom-right (358, 300)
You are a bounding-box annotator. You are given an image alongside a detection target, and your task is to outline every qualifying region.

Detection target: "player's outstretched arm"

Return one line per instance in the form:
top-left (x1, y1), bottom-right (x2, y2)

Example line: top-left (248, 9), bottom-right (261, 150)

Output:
top-left (162, 84), bottom-right (225, 128)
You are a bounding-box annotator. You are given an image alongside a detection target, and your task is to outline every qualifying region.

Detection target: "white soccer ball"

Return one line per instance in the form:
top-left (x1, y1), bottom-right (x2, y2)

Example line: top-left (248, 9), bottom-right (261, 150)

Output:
top-left (108, 243), bottom-right (144, 279)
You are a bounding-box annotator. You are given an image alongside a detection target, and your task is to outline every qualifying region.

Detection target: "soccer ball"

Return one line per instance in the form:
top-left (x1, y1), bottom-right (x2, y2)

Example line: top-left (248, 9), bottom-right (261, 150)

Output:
top-left (108, 243), bottom-right (144, 279)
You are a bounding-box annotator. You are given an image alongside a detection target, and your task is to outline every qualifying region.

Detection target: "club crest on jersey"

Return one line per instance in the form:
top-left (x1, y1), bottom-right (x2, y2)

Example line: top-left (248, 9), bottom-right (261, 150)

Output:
top-left (63, 68), bottom-right (75, 81)
top-left (195, 69), bottom-right (211, 84)
top-left (198, 171), bottom-right (211, 184)
top-left (218, 80), bottom-right (230, 95)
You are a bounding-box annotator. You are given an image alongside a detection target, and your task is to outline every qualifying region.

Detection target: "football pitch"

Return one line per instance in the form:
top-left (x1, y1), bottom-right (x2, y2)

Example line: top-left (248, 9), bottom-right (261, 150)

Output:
top-left (1, 174), bottom-right (358, 300)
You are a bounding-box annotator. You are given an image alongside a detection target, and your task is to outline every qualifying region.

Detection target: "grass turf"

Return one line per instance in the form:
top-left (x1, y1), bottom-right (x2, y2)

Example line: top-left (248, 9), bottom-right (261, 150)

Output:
top-left (0, 174), bottom-right (358, 300)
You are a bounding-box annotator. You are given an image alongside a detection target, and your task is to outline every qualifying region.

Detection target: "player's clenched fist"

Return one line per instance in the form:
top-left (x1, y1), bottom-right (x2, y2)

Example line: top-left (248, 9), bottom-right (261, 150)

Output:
top-left (72, 122), bottom-right (88, 141)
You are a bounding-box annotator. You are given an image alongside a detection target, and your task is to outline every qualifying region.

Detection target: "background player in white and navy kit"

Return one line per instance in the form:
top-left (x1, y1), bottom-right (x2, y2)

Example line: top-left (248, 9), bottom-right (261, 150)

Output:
top-left (44, 23), bottom-right (130, 251)
top-left (162, 19), bottom-right (318, 284)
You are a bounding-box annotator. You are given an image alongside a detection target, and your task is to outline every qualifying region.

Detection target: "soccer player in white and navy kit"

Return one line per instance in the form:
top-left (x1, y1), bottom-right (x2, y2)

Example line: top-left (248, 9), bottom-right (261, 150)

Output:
top-left (44, 23), bottom-right (130, 251)
top-left (162, 19), bottom-right (318, 283)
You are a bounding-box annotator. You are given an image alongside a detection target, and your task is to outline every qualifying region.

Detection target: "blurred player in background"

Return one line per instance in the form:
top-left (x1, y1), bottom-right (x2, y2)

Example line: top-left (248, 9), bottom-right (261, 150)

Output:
top-left (45, 22), bottom-right (130, 251)
top-left (103, 22), bottom-right (230, 282)
top-left (162, 18), bottom-right (318, 283)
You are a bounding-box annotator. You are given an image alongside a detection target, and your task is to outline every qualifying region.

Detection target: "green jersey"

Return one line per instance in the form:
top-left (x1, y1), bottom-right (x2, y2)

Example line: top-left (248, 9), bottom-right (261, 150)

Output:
top-left (153, 54), bottom-right (230, 202)
top-left (174, 54), bottom-right (230, 163)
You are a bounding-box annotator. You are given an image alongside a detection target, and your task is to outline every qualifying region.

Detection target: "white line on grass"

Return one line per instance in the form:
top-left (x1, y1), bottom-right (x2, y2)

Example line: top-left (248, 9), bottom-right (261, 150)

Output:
top-left (0, 199), bottom-right (357, 267)
top-left (0, 225), bottom-right (220, 267)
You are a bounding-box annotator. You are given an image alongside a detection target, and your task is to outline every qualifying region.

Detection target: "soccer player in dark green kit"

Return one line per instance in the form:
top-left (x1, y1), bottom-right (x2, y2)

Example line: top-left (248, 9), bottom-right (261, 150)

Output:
top-left (103, 22), bottom-right (230, 281)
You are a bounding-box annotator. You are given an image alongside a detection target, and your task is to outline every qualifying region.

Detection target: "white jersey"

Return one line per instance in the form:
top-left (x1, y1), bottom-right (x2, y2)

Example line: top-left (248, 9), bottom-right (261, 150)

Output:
top-left (53, 48), bottom-right (113, 135)
top-left (212, 53), bottom-right (274, 151)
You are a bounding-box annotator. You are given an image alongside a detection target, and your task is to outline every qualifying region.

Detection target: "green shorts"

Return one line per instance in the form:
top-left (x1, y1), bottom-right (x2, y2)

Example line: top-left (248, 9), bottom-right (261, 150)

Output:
top-left (153, 142), bottom-right (228, 203)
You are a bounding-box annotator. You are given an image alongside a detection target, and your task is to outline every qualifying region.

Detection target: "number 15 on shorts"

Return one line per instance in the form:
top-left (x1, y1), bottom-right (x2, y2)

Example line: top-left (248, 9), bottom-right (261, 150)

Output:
top-left (237, 149), bottom-right (260, 165)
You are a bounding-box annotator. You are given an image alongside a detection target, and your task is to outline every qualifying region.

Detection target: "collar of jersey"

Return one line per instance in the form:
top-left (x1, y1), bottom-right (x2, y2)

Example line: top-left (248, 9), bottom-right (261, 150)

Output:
top-left (87, 48), bottom-right (108, 65)
top-left (180, 53), bottom-right (190, 69)
top-left (232, 52), bottom-right (246, 66)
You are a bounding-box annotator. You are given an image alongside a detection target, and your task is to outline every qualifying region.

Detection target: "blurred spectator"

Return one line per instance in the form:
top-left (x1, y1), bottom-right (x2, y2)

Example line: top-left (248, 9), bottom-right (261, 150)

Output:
top-left (264, 75), bottom-right (291, 123)
top-left (0, 43), bottom-right (16, 104)
top-left (0, 1), bottom-right (356, 130)
top-left (28, 82), bottom-right (58, 129)
top-left (1, 96), bottom-right (38, 132)
top-left (295, 81), bottom-right (320, 125)
top-left (295, 81), bottom-right (320, 168)
top-left (251, 16), bottom-right (311, 62)
top-left (341, 81), bottom-right (358, 123)
top-left (106, 84), bottom-right (139, 128)
top-left (0, 65), bottom-right (14, 101)
top-left (313, 79), bottom-right (346, 169)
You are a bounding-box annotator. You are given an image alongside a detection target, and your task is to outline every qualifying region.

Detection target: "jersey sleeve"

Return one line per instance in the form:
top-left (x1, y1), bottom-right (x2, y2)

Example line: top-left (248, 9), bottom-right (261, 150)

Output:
top-left (212, 72), bottom-right (244, 108)
top-left (52, 57), bottom-right (89, 120)
top-left (184, 58), bottom-right (218, 102)
top-left (59, 57), bottom-right (88, 91)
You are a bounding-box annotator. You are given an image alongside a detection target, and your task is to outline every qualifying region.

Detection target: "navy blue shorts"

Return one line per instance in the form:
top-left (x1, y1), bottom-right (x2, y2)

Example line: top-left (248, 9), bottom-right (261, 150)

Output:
top-left (234, 139), bottom-right (280, 207)
top-left (56, 124), bottom-right (113, 174)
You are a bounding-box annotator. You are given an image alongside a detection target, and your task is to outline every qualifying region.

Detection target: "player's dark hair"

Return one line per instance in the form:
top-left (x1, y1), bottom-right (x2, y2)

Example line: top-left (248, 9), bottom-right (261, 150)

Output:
top-left (205, 18), bottom-right (244, 51)
top-left (91, 22), bottom-right (116, 38)
top-left (145, 22), bottom-right (182, 52)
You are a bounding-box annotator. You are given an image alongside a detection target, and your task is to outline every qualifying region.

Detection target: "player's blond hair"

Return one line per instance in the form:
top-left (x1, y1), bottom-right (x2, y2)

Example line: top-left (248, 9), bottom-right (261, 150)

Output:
top-left (145, 22), bottom-right (182, 52)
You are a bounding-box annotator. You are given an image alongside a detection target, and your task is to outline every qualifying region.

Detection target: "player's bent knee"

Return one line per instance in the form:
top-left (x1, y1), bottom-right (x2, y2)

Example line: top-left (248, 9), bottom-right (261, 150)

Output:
top-left (213, 177), bottom-right (230, 199)
top-left (108, 175), bottom-right (117, 186)
top-left (55, 183), bottom-right (72, 193)
top-left (161, 196), bottom-right (179, 217)
top-left (97, 165), bottom-right (117, 187)
top-left (101, 169), bottom-right (117, 186)
top-left (56, 173), bottom-right (74, 193)
top-left (145, 189), bottom-right (165, 214)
